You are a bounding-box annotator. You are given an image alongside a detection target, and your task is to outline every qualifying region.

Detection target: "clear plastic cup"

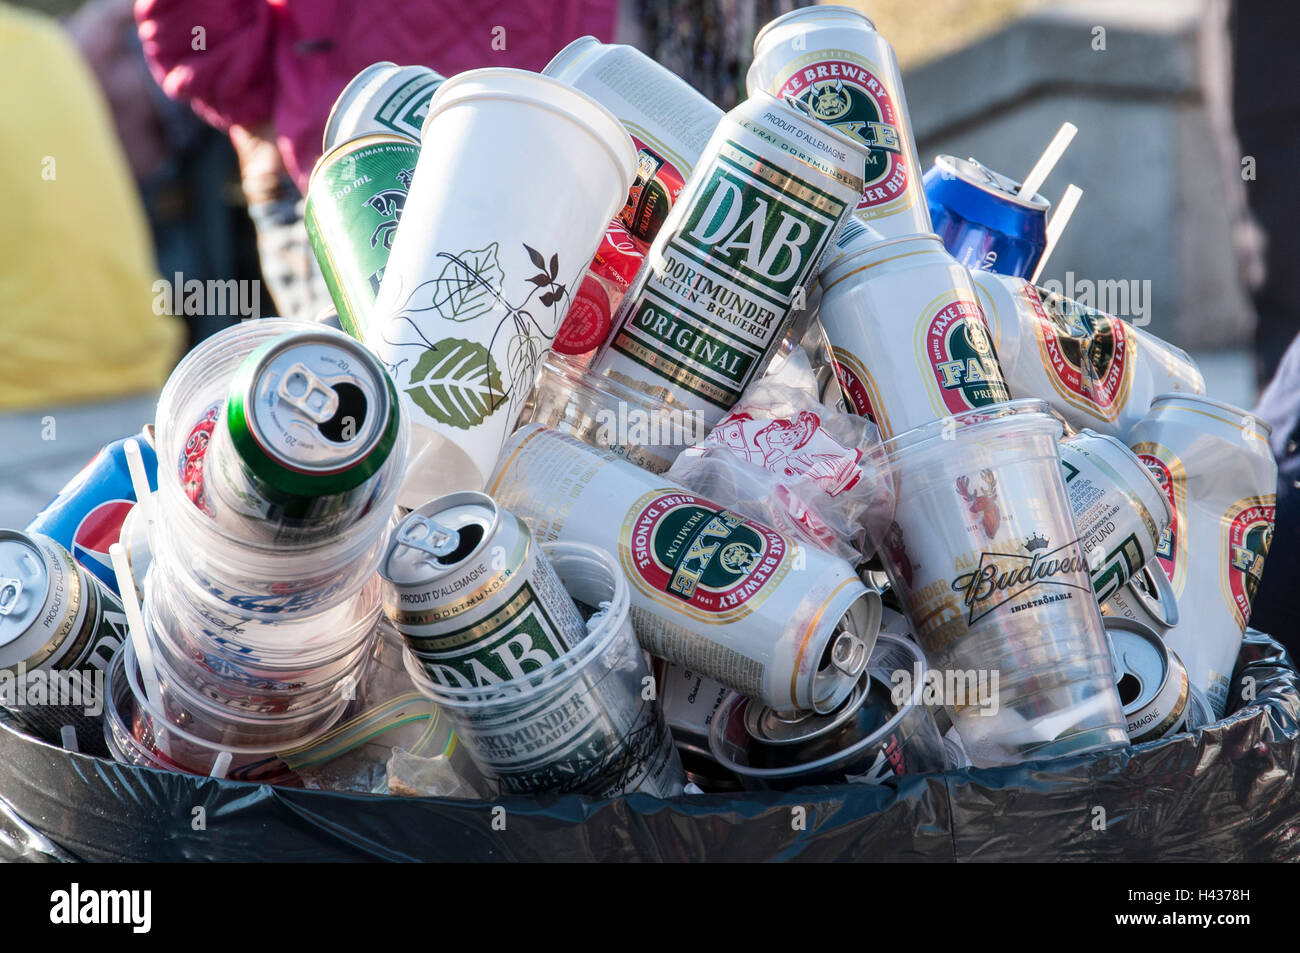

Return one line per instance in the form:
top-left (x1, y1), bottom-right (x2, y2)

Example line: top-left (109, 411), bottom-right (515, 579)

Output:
top-left (867, 399), bottom-right (1129, 766)
top-left (153, 319), bottom-right (408, 618)
top-left (403, 541), bottom-right (684, 798)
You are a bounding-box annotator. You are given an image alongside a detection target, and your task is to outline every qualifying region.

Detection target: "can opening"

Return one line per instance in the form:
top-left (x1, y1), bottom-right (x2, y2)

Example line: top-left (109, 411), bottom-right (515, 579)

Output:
top-left (437, 523), bottom-right (485, 565)
top-left (316, 383), bottom-right (369, 443)
top-left (1117, 671), bottom-right (1142, 707)
top-left (0, 579), bottom-right (20, 616)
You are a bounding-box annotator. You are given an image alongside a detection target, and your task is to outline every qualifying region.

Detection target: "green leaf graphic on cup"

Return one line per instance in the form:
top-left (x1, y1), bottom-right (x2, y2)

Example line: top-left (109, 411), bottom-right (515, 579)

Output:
top-left (431, 243), bottom-right (505, 322)
top-left (404, 337), bottom-right (506, 429)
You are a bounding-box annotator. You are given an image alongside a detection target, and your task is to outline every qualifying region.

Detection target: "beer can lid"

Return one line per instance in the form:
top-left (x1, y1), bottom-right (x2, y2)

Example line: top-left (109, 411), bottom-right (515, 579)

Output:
top-left (0, 531), bottom-right (52, 651)
top-left (322, 61), bottom-right (400, 152)
top-left (382, 491), bottom-right (500, 585)
top-left (1124, 563), bottom-right (1181, 629)
top-left (226, 330), bottom-right (400, 497)
top-left (1106, 616), bottom-right (1190, 740)
top-left (752, 5), bottom-right (876, 54)
top-left (745, 674), bottom-right (872, 745)
top-left (809, 588), bottom-right (879, 713)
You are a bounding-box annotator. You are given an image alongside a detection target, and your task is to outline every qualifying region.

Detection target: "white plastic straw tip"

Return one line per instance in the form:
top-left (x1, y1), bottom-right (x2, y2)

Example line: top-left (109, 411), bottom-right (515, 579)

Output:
top-left (122, 438), bottom-right (155, 525)
top-left (210, 750), bottom-right (233, 779)
top-left (1019, 122), bottom-right (1080, 200)
top-left (60, 725), bottom-right (78, 752)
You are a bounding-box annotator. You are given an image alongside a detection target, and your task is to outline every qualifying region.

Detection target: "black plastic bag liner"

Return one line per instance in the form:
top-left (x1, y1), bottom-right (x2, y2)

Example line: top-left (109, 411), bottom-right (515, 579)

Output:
top-left (1, 632), bottom-right (1297, 862)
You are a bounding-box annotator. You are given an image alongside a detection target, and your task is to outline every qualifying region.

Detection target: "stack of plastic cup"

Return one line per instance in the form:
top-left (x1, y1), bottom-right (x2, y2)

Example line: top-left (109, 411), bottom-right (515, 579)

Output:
top-left (867, 398), bottom-right (1129, 767)
top-left (104, 319), bottom-right (408, 779)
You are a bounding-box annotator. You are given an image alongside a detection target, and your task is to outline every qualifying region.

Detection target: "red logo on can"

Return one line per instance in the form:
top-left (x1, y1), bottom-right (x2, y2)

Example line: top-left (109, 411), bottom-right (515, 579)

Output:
top-left (180, 404), bottom-right (219, 515)
top-left (1027, 284), bottom-right (1130, 418)
top-left (627, 492), bottom-right (786, 613)
top-left (1138, 452), bottom-right (1179, 585)
top-left (1226, 500), bottom-right (1274, 629)
top-left (776, 59), bottom-right (908, 213)
top-left (925, 299), bottom-right (1010, 414)
top-left (830, 347), bottom-right (877, 423)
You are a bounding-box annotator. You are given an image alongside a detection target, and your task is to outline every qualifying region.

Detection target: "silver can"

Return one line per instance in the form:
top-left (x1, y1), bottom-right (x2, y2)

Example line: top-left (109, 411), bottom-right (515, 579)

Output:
top-left (1101, 563), bottom-right (1181, 634)
top-left (323, 62), bottom-right (445, 151)
top-left (819, 232), bottom-right (1011, 439)
top-left (1128, 393), bottom-right (1276, 716)
top-left (1105, 617), bottom-right (1190, 743)
top-left (489, 424), bottom-right (881, 714)
top-left (971, 270), bottom-right (1206, 438)
top-left (747, 5), bottom-right (930, 237)
top-left (544, 37), bottom-right (723, 247)
top-left (1060, 429), bottom-right (1172, 604)
top-left (586, 90), bottom-right (869, 469)
top-left (380, 492), bottom-right (586, 689)
top-left (707, 633), bottom-right (946, 789)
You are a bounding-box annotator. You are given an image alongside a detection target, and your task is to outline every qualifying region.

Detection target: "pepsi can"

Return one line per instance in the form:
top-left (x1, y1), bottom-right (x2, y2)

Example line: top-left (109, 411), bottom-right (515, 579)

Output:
top-left (27, 428), bottom-right (157, 597)
top-left (924, 155), bottom-right (1049, 279)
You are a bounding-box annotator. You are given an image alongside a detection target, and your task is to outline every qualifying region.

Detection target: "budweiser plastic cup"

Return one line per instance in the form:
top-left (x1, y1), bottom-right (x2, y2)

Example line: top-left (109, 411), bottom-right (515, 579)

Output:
top-left (1127, 394), bottom-right (1277, 716)
top-left (1059, 430), bottom-right (1172, 605)
top-left (488, 424), bottom-right (881, 714)
top-left (970, 270), bottom-right (1206, 438)
top-left (322, 62), bottom-right (445, 151)
top-left (543, 37), bottom-right (723, 248)
top-left (747, 4), bottom-right (930, 237)
top-left (818, 231), bottom-right (1011, 440)
top-left (868, 399), bottom-right (1129, 766)
top-left (584, 90), bottom-right (868, 470)
top-left (367, 69), bottom-right (635, 502)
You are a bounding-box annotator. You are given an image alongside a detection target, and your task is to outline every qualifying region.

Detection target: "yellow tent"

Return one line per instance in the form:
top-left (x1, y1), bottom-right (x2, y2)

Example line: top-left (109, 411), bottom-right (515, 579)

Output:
top-left (0, 5), bottom-right (183, 410)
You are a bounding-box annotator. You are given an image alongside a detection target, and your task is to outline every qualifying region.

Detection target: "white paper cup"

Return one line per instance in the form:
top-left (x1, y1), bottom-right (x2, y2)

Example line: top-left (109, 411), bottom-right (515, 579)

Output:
top-left (368, 69), bottom-right (636, 503)
top-left (868, 399), bottom-right (1129, 766)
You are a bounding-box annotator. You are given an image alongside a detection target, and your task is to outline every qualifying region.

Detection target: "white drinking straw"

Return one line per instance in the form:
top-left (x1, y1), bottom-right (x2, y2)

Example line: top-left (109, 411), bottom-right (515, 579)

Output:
top-left (109, 542), bottom-right (169, 753)
top-left (209, 750), bottom-right (233, 779)
top-left (1019, 122), bottom-right (1078, 202)
top-left (123, 438), bottom-right (154, 530)
top-left (1031, 184), bottom-right (1084, 284)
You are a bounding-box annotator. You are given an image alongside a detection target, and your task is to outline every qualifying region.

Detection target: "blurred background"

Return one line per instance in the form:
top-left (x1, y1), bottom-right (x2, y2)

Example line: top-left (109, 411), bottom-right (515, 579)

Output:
top-left (1, 0), bottom-right (1294, 525)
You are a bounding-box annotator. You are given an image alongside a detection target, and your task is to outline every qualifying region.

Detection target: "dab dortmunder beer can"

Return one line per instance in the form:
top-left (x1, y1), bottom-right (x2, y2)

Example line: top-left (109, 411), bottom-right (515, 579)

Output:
top-left (818, 231), bottom-right (1011, 440)
top-left (1060, 430), bottom-right (1172, 605)
top-left (587, 90), bottom-right (868, 469)
top-left (1128, 394), bottom-right (1276, 717)
top-left (747, 4), bottom-right (930, 237)
top-left (306, 133), bottom-right (421, 339)
top-left (322, 62), bottom-right (445, 151)
top-left (543, 37), bottom-right (723, 248)
top-left (380, 492), bottom-right (587, 689)
top-left (489, 425), bottom-right (881, 714)
top-left (970, 270), bottom-right (1206, 438)
top-left (203, 329), bottom-right (402, 543)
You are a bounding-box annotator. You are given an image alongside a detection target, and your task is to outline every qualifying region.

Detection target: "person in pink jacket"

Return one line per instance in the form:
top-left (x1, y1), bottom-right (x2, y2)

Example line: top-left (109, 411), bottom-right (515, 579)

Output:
top-left (134, 0), bottom-right (621, 322)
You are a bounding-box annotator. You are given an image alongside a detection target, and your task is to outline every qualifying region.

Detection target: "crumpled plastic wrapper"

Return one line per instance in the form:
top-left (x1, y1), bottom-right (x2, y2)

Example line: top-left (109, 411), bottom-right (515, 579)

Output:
top-left (385, 748), bottom-right (491, 800)
top-left (667, 368), bottom-right (888, 562)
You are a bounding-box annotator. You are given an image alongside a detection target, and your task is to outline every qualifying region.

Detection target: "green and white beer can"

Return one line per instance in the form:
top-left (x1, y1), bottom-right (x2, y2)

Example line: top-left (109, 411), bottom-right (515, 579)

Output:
top-left (747, 5), bottom-right (931, 238)
top-left (380, 491), bottom-right (587, 689)
top-left (489, 424), bottom-right (880, 714)
top-left (322, 62), bottom-right (444, 151)
top-left (305, 133), bottom-right (421, 339)
top-left (586, 90), bottom-right (868, 467)
top-left (205, 328), bottom-right (402, 543)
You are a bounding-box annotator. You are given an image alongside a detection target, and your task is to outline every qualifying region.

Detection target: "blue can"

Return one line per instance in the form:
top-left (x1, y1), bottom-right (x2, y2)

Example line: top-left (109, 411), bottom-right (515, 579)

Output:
top-left (26, 428), bottom-right (158, 596)
top-left (923, 155), bottom-right (1050, 279)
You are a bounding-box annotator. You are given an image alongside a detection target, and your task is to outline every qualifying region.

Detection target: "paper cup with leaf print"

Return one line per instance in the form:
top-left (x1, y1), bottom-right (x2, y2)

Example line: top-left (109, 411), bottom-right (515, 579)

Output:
top-left (368, 68), bottom-right (636, 503)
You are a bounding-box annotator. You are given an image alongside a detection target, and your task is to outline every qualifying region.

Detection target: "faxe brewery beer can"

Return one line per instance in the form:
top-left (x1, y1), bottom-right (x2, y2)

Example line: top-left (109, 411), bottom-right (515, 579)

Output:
top-left (818, 231), bottom-right (1011, 439)
top-left (202, 328), bottom-right (402, 543)
top-left (380, 492), bottom-right (587, 689)
top-left (747, 5), bottom-right (930, 237)
top-left (0, 531), bottom-right (128, 750)
top-left (322, 62), bottom-right (445, 151)
top-left (923, 155), bottom-right (1050, 278)
top-left (1128, 393), bottom-right (1276, 717)
top-left (1105, 617), bottom-right (1190, 743)
top-left (586, 90), bottom-right (868, 469)
top-left (970, 270), bottom-right (1205, 438)
top-left (489, 425), bottom-right (881, 714)
top-left (544, 36), bottom-right (723, 248)
top-left (1101, 563), bottom-right (1180, 635)
top-left (1059, 429), bottom-right (1172, 605)
top-left (707, 633), bottom-right (946, 789)
top-left (305, 133), bottom-right (421, 339)
top-left (27, 426), bottom-right (157, 597)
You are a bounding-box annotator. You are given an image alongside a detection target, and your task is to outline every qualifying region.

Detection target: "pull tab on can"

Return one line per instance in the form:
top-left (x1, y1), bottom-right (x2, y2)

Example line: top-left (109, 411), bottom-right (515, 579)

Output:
top-left (396, 515), bottom-right (460, 562)
top-left (0, 578), bottom-right (21, 617)
top-left (829, 628), bottom-right (867, 677)
top-left (277, 362), bottom-right (339, 424)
